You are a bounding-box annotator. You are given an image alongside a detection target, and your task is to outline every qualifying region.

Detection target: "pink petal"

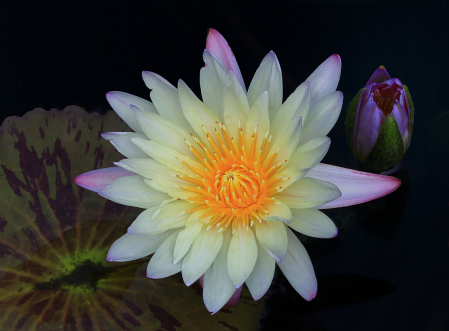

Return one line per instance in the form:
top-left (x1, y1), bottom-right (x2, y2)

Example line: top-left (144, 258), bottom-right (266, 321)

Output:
top-left (206, 28), bottom-right (246, 92)
top-left (73, 167), bottom-right (135, 193)
top-left (307, 163), bottom-right (401, 209)
top-left (199, 275), bottom-right (242, 308)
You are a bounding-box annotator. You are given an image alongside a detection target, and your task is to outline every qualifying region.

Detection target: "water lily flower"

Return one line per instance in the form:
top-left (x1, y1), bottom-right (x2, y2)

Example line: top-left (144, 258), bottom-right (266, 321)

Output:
top-left (74, 29), bottom-right (400, 314)
top-left (345, 66), bottom-right (414, 173)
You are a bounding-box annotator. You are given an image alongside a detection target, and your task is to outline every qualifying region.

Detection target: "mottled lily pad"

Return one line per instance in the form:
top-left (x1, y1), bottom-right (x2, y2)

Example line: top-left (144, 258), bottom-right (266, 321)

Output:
top-left (0, 106), bottom-right (264, 331)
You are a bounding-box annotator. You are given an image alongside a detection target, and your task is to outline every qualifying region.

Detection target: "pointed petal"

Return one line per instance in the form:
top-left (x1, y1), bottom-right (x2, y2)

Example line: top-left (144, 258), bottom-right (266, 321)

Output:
top-left (264, 201), bottom-right (292, 223)
top-left (247, 51), bottom-right (283, 120)
top-left (276, 177), bottom-right (341, 209)
top-left (245, 240), bottom-right (275, 301)
top-left (270, 81), bottom-right (310, 142)
top-left (227, 225), bottom-right (257, 288)
top-left (255, 220), bottom-right (288, 261)
top-left (101, 132), bottom-right (150, 159)
top-left (106, 91), bottom-right (156, 133)
top-left (147, 229), bottom-right (183, 279)
top-left (107, 231), bottom-right (173, 262)
top-left (277, 227), bottom-right (317, 301)
top-left (114, 158), bottom-right (183, 181)
top-left (288, 136), bottom-right (331, 170)
top-left (128, 201), bottom-right (190, 235)
top-left (245, 91), bottom-right (270, 144)
top-left (206, 28), bottom-right (246, 92)
top-left (98, 175), bottom-right (169, 208)
top-left (203, 229), bottom-right (238, 314)
top-left (223, 70), bottom-right (250, 140)
top-left (307, 163), bottom-right (401, 209)
top-left (301, 91), bottom-right (343, 143)
top-left (306, 54), bottom-right (341, 107)
top-left (182, 227), bottom-right (223, 286)
top-left (269, 116), bottom-right (302, 162)
top-left (200, 50), bottom-right (227, 121)
top-left (74, 167), bottom-right (135, 193)
top-left (289, 208), bottom-right (338, 238)
top-left (366, 65), bottom-right (391, 85)
top-left (173, 220), bottom-right (204, 265)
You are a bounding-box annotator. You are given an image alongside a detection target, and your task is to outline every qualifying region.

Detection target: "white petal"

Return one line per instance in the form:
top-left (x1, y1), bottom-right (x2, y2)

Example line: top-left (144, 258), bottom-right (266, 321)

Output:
top-left (245, 91), bottom-right (270, 145)
top-left (277, 227), bottom-right (317, 301)
top-left (306, 54), bottom-right (341, 107)
top-left (264, 201), bottom-right (292, 223)
top-left (268, 116), bottom-right (302, 164)
top-left (245, 240), bottom-right (275, 301)
top-left (147, 229), bottom-right (183, 279)
top-left (127, 201), bottom-right (190, 235)
top-left (255, 220), bottom-right (288, 261)
top-left (98, 175), bottom-right (169, 208)
top-left (182, 227), bottom-right (223, 286)
top-left (247, 51), bottom-right (283, 121)
top-left (102, 132), bottom-right (150, 158)
top-left (227, 225), bottom-right (257, 288)
top-left (142, 71), bottom-right (194, 133)
top-left (289, 208), bottom-right (338, 238)
top-left (106, 231), bottom-right (173, 262)
top-left (300, 91), bottom-right (343, 143)
top-left (173, 219), bottom-right (204, 265)
top-left (133, 106), bottom-right (196, 158)
top-left (106, 91), bottom-right (156, 133)
top-left (114, 158), bottom-right (182, 181)
top-left (131, 138), bottom-right (203, 177)
top-left (274, 167), bottom-right (310, 190)
top-left (276, 177), bottom-right (341, 209)
top-left (200, 50), bottom-right (227, 121)
top-left (203, 229), bottom-right (237, 314)
top-left (270, 81), bottom-right (310, 142)
top-left (287, 136), bottom-right (331, 170)
top-left (223, 70), bottom-right (250, 141)
top-left (306, 163), bottom-right (401, 209)
top-left (178, 80), bottom-right (221, 153)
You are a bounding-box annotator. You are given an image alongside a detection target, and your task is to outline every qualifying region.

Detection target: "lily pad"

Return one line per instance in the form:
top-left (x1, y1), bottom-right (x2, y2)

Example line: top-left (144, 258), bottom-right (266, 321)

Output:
top-left (0, 106), bottom-right (264, 331)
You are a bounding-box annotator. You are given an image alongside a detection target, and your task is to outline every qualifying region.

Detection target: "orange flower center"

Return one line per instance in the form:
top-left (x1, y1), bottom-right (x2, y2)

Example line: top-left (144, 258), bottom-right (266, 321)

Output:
top-left (178, 122), bottom-right (287, 233)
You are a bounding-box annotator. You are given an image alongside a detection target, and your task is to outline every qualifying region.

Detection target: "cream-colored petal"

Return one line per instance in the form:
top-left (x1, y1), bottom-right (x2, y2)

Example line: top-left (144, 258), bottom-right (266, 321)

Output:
top-left (287, 136), bottom-right (331, 170)
top-left (306, 54), bottom-right (341, 107)
top-left (142, 71), bottom-right (194, 133)
top-left (106, 231), bottom-right (173, 262)
top-left (182, 227), bottom-right (223, 286)
top-left (146, 229), bottom-right (183, 279)
top-left (289, 208), bottom-right (338, 238)
top-left (245, 240), bottom-right (275, 300)
top-left (268, 116), bottom-right (302, 164)
top-left (300, 91), bottom-right (343, 143)
top-left (127, 201), bottom-right (191, 235)
top-left (115, 158), bottom-right (182, 181)
top-left (276, 227), bottom-right (317, 301)
top-left (247, 51), bottom-right (283, 121)
top-left (270, 82), bottom-right (310, 142)
top-left (203, 229), bottom-right (237, 314)
top-left (173, 220), bottom-right (204, 265)
top-left (263, 200), bottom-right (292, 223)
top-left (133, 106), bottom-right (197, 158)
top-left (200, 50), bottom-right (227, 121)
top-left (274, 167), bottom-right (310, 190)
top-left (227, 225), bottom-right (257, 288)
top-left (178, 80), bottom-right (221, 152)
top-left (245, 92), bottom-right (270, 145)
top-left (131, 138), bottom-right (203, 177)
top-left (223, 70), bottom-right (250, 141)
top-left (276, 177), bottom-right (341, 209)
top-left (98, 175), bottom-right (169, 208)
top-left (102, 132), bottom-right (150, 159)
top-left (255, 220), bottom-right (288, 261)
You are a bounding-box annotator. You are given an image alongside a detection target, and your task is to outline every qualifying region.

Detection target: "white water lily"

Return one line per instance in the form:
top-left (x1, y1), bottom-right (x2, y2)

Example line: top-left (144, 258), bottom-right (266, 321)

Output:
top-left (74, 28), bottom-right (400, 314)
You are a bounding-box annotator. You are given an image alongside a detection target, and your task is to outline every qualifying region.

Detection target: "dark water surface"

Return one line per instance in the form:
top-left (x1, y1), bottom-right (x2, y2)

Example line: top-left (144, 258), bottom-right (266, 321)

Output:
top-left (1, 1), bottom-right (448, 330)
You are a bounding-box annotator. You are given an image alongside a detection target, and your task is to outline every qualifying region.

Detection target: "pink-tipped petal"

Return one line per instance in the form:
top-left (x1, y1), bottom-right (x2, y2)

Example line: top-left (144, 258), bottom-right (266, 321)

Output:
top-left (223, 286), bottom-right (243, 308)
top-left (307, 163), bottom-right (401, 209)
top-left (366, 66), bottom-right (391, 85)
top-left (206, 28), bottom-right (246, 92)
top-left (73, 167), bottom-right (135, 193)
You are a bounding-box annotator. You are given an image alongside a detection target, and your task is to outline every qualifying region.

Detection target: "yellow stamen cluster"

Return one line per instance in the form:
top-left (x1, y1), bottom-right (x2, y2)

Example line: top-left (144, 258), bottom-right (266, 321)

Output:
top-left (178, 121), bottom-right (288, 233)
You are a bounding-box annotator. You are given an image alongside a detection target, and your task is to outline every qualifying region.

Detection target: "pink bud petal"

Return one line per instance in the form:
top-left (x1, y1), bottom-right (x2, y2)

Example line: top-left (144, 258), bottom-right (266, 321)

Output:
top-left (73, 167), bottom-right (135, 193)
top-left (206, 28), bottom-right (246, 92)
top-left (307, 163), bottom-right (401, 209)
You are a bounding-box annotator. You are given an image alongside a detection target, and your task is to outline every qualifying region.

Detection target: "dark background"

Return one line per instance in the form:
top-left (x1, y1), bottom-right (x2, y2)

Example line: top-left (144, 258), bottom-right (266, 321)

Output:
top-left (1, 0), bottom-right (448, 330)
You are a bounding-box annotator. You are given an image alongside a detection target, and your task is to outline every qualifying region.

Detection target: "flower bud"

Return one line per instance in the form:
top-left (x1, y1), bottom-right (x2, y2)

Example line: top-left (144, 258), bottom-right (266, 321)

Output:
top-left (345, 66), bottom-right (414, 173)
